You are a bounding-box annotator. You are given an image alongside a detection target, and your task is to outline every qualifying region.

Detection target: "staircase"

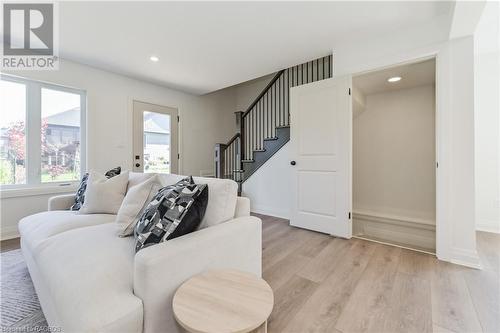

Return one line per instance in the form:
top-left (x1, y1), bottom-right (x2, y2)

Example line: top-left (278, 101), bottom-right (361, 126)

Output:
top-left (215, 55), bottom-right (333, 191)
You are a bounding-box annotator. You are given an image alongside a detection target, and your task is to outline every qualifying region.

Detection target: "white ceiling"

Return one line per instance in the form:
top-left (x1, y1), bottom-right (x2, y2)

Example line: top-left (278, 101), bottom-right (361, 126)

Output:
top-left (353, 58), bottom-right (436, 96)
top-left (58, 1), bottom-right (454, 95)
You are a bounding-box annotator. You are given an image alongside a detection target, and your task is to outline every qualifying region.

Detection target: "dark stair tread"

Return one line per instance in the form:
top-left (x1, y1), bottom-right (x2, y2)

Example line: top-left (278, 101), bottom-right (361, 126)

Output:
top-left (276, 125), bottom-right (290, 129)
top-left (254, 149), bottom-right (266, 152)
top-left (264, 137), bottom-right (278, 141)
top-left (242, 159), bottom-right (255, 163)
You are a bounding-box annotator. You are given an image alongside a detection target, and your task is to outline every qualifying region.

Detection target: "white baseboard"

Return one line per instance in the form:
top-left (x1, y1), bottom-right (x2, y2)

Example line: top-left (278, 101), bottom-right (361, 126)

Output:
top-left (450, 247), bottom-right (482, 269)
top-left (1, 225), bottom-right (20, 241)
top-left (353, 211), bottom-right (436, 252)
top-left (250, 204), bottom-right (290, 220)
top-left (476, 220), bottom-right (500, 234)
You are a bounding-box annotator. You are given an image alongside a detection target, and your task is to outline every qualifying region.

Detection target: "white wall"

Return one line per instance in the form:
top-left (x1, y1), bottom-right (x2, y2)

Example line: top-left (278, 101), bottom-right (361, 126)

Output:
top-left (474, 1), bottom-right (500, 233)
top-left (353, 85), bottom-right (436, 223)
top-left (242, 142), bottom-right (292, 219)
top-left (1, 59), bottom-right (237, 239)
top-left (235, 74), bottom-right (275, 111)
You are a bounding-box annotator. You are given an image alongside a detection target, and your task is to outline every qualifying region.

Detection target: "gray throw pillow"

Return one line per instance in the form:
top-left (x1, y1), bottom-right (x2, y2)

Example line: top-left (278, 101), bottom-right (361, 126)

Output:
top-left (134, 176), bottom-right (208, 252)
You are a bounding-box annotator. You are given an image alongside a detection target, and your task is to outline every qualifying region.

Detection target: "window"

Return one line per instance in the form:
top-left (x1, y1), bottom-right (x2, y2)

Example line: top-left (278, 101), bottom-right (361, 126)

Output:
top-left (0, 75), bottom-right (86, 188)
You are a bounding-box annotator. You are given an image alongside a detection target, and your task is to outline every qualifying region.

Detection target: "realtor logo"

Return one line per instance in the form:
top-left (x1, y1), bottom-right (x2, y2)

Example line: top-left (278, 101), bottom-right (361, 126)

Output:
top-left (2, 2), bottom-right (59, 70)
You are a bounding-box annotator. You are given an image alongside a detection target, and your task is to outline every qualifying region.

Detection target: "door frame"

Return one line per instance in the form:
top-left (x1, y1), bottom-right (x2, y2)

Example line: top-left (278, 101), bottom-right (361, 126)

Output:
top-left (132, 100), bottom-right (179, 174)
top-left (349, 54), bottom-right (439, 253)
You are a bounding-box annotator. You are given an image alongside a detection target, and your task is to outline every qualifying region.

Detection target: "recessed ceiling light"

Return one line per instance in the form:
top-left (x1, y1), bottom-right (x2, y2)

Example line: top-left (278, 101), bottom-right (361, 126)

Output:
top-left (387, 76), bottom-right (401, 83)
top-left (150, 56), bottom-right (159, 62)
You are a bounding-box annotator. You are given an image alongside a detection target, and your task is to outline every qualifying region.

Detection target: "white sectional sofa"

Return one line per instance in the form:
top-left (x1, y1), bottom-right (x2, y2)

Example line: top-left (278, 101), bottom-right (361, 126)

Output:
top-left (19, 173), bottom-right (262, 333)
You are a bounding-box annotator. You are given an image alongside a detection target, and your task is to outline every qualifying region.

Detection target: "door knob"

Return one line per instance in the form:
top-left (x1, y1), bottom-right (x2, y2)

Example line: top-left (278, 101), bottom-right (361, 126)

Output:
top-left (290, 161), bottom-right (296, 166)
top-left (135, 163), bottom-right (140, 167)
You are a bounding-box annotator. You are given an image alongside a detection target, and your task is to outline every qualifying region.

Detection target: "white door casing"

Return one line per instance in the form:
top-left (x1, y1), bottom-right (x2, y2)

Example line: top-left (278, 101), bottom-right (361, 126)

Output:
top-left (132, 100), bottom-right (179, 174)
top-left (289, 76), bottom-right (352, 238)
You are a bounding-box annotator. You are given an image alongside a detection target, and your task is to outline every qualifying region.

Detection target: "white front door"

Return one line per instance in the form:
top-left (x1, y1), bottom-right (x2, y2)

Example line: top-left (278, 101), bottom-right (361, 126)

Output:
top-left (133, 101), bottom-right (179, 174)
top-left (289, 76), bottom-right (352, 238)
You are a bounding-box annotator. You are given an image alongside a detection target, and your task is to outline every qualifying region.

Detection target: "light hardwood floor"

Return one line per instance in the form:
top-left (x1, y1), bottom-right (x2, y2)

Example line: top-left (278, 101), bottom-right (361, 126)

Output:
top-left (257, 213), bottom-right (500, 333)
top-left (2, 215), bottom-right (498, 333)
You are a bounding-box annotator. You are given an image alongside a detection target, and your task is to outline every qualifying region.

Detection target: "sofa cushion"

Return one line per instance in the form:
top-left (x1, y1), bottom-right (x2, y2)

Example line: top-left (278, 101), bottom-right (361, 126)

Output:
top-left (158, 174), bottom-right (238, 229)
top-left (33, 223), bottom-right (142, 332)
top-left (19, 211), bottom-right (115, 254)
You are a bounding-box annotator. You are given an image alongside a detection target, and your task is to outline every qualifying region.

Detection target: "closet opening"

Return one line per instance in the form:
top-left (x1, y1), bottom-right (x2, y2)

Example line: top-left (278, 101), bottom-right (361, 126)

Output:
top-left (352, 58), bottom-right (436, 254)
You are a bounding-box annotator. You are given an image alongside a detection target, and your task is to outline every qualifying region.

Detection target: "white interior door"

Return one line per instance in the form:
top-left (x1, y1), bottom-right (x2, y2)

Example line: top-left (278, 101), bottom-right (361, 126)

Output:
top-left (289, 76), bottom-right (352, 238)
top-left (133, 101), bottom-right (179, 174)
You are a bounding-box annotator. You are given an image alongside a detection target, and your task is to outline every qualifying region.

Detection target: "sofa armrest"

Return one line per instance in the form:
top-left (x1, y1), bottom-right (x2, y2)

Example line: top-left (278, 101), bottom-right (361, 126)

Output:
top-left (134, 216), bottom-right (262, 333)
top-left (235, 196), bottom-right (251, 217)
top-left (48, 194), bottom-right (75, 211)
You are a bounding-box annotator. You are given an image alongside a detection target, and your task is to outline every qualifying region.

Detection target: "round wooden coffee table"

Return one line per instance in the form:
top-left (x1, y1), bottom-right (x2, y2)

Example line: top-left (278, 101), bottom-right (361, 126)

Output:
top-left (173, 270), bottom-right (274, 333)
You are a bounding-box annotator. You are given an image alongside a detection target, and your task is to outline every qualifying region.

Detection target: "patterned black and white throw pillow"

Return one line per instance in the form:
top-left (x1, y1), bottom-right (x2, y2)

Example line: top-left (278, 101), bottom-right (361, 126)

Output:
top-left (134, 176), bottom-right (208, 252)
top-left (70, 166), bottom-right (121, 211)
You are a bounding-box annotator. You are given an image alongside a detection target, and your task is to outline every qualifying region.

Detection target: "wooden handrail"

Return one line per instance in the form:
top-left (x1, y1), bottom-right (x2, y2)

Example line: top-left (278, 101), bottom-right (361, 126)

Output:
top-left (242, 69), bottom-right (285, 118)
top-left (224, 132), bottom-right (241, 146)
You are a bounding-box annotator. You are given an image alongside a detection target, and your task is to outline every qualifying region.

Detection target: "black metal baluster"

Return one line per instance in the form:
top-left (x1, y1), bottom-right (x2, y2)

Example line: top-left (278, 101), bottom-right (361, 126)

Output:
top-left (328, 55), bottom-right (332, 77)
top-left (316, 59), bottom-right (319, 82)
top-left (300, 64), bottom-right (304, 85)
top-left (306, 61), bottom-right (310, 83)
top-left (322, 57), bottom-right (326, 79)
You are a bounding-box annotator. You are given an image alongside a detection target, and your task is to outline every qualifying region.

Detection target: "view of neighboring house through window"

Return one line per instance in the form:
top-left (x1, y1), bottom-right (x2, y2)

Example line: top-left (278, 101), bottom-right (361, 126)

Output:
top-left (0, 80), bottom-right (26, 185)
top-left (41, 88), bottom-right (82, 182)
top-left (143, 111), bottom-right (170, 174)
top-left (0, 75), bottom-right (86, 187)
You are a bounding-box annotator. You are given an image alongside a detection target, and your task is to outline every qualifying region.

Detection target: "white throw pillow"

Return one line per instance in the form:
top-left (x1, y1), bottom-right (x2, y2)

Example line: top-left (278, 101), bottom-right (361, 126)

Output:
top-left (116, 175), bottom-right (162, 236)
top-left (79, 171), bottom-right (129, 215)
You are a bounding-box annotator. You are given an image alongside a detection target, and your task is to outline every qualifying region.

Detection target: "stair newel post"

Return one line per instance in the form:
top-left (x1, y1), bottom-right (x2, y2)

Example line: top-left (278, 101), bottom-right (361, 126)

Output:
top-left (214, 143), bottom-right (227, 178)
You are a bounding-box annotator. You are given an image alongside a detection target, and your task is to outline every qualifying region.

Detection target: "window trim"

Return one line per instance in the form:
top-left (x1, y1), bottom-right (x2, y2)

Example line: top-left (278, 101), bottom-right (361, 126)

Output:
top-left (0, 74), bottom-right (87, 190)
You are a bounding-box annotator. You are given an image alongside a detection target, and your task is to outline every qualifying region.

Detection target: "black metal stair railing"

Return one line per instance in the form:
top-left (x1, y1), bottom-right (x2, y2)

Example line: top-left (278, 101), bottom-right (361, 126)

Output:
top-left (215, 55), bottom-right (332, 185)
top-left (215, 133), bottom-right (241, 180)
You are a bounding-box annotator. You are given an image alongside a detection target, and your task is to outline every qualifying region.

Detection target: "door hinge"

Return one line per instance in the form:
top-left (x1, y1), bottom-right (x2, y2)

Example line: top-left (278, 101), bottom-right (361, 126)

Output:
top-left (348, 212), bottom-right (351, 219)
top-left (178, 153), bottom-right (180, 159)
top-left (348, 88), bottom-right (351, 95)
top-left (177, 115), bottom-right (180, 122)
top-left (436, 162), bottom-right (439, 168)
